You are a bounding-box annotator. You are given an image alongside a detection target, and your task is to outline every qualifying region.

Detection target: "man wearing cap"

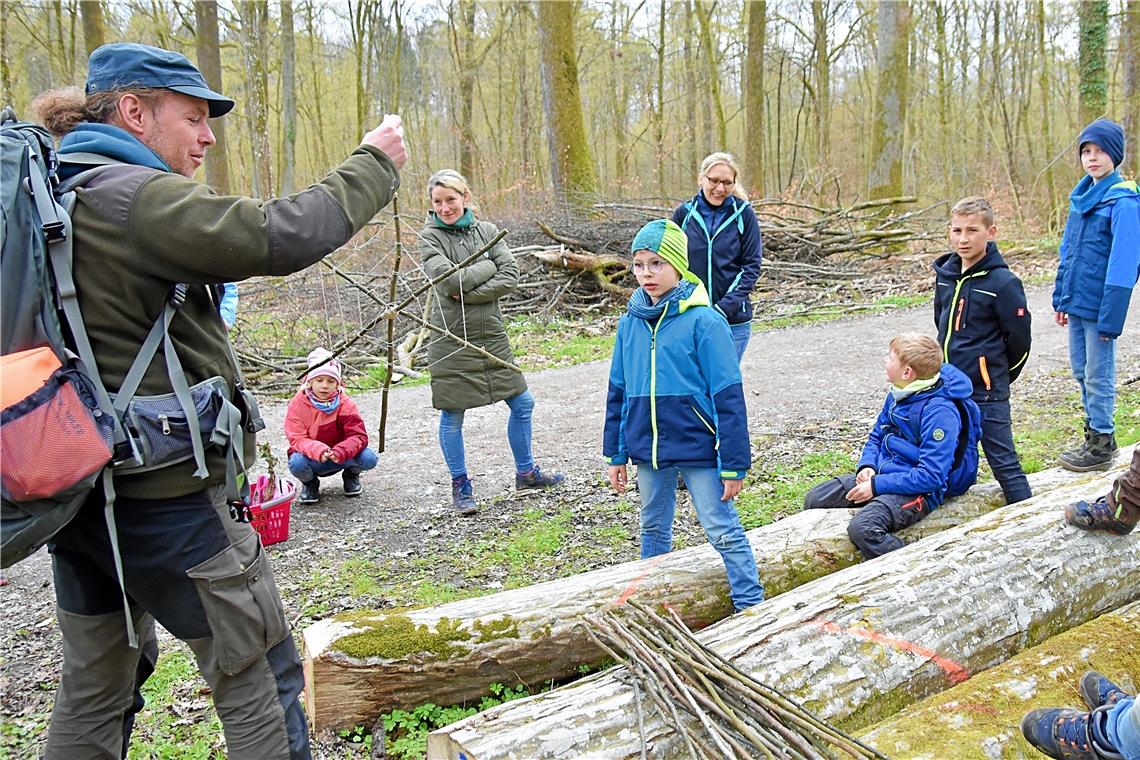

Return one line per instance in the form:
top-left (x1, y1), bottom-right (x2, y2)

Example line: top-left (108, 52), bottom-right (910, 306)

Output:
top-left (30, 42), bottom-right (406, 758)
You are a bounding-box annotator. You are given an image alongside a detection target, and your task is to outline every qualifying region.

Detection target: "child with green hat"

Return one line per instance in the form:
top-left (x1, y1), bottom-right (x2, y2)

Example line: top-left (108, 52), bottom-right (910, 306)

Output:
top-left (603, 219), bottom-right (763, 612)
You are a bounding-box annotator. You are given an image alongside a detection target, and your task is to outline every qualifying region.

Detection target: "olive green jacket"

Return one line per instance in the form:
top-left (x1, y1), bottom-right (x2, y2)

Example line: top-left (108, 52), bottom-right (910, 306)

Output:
top-left (419, 215), bottom-right (527, 410)
top-left (67, 145), bottom-right (399, 497)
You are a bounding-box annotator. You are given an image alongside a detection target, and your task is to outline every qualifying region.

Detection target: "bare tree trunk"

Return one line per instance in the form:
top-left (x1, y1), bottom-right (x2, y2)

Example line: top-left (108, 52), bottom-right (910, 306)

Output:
top-left (280, 0), bottom-right (296, 195)
top-left (1124, 0), bottom-right (1139, 176)
top-left (454, 0), bottom-right (477, 182)
top-left (694, 0), bottom-right (726, 148)
top-left (427, 467), bottom-right (1140, 759)
top-left (300, 458), bottom-right (1132, 732)
top-left (79, 0), bottom-right (105, 56)
top-left (868, 0), bottom-right (911, 203)
top-left (811, 0), bottom-right (829, 166)
top-left (536, 0), bottom-right (596, 205)
top-left (1078, 0), bottom-right (1108, 126)
top-left (1037, 0), bottom-right (1060, 230)
top-left (743, 0), bottom-right (765, 195)
top-left (654, 0), bottom-right (666, 199)
top-left (195, 0), bottom-right (231, 194)
top-left (0, 3), bottom-right (12, 106)
top-left (303, 0), bottom-right (329, 171)
top-left (860, 601), bottom-right (1140, 759)
top-left (238, 0), bottom-right (272, 198)
top-left (350, 1), bottom-right (380, 140)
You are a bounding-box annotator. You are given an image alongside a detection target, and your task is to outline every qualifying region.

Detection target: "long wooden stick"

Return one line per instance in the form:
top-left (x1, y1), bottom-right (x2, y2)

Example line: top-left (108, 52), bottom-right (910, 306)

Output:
top-left (377, 193), bottom-right (403, 453)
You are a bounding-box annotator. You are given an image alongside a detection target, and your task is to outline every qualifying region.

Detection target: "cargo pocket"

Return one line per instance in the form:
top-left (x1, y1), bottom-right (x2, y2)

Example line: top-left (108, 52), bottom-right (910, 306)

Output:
top-left (186, 530), bottom-right (289, 675)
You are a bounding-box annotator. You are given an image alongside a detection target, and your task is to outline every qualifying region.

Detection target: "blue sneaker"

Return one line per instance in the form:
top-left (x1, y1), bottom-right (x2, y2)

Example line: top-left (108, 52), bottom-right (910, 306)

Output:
top-left (1080, 671), bottom-right (1130, 710)
top-left (451, 475), bottom-right (477, 516)
top-left (1020, 706), bottom-right (1123, 760)
top-left (515, 466), bottom-right (565, 491)
top-left (1065, 496), bottom-right (1136, 536)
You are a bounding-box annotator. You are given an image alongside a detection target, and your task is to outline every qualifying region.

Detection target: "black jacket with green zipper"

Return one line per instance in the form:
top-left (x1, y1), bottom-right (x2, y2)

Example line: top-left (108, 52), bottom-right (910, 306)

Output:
top-left (933, 242), bottom-right (1032, 403)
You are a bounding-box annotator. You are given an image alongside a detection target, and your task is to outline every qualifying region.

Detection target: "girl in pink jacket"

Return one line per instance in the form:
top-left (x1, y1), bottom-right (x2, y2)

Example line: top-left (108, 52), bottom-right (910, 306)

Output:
top-left (285, 347), bottom-right (378, 503)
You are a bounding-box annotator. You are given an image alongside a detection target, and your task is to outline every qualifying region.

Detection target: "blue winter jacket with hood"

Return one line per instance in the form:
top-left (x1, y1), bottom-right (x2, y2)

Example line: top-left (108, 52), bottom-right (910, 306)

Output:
top-left (604, 281), bottom-right (750, 478)
top-left (672, 193), bottom-right (762, 325)
top-left (1052, 172), bottom-right (1140, 339)
top-left (858, 363), bottom-right (974, 509)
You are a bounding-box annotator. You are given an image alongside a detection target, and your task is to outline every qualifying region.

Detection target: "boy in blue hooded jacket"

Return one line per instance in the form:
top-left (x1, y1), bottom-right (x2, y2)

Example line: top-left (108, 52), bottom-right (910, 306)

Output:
top-left (1053, 118), bottom-right (1140, 472)
top-left (804, 334), bottom-right (975, 559)
top-left (604, 219), bottom-right (763, 612)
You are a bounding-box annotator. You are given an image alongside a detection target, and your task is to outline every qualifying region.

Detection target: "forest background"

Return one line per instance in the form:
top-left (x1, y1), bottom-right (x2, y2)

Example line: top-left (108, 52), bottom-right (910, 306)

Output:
top-left (5, 0), bottom-right (1139, 237)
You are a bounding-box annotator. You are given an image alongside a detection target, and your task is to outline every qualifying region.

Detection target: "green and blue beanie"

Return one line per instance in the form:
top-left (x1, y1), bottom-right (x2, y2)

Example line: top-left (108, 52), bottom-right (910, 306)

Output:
top-left (631, 219), bottom-right (700, 284)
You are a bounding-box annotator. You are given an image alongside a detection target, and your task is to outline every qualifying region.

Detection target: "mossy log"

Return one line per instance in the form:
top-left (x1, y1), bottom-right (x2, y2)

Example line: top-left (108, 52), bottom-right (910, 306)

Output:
top-left (425, 466), bottom-right (1140, 760)
top-left (857, 600), bottom-right (1140, 759)
top-left (301, 454), bottom-right (1131, 732)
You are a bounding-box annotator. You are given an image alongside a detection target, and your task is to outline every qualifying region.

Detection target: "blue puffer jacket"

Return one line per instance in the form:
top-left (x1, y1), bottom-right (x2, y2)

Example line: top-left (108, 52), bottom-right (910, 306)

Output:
top-left (672, 193), bottom-right (762, 325)
top-left (604, 283), bottom-right (750, 478)
top-left (1052, 173), bottom-right (1140, 339)
top-left (857, 364), bottom-right (973, 508)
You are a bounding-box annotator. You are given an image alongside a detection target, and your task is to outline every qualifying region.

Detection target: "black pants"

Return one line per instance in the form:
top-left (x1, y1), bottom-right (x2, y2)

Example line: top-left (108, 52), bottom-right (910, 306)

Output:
top-left (803, 474), bottom-right (932, 559)
top-left (46, 483), bottom-right (310, 759)
top-left (978, 399), bottom-right (1031, 504)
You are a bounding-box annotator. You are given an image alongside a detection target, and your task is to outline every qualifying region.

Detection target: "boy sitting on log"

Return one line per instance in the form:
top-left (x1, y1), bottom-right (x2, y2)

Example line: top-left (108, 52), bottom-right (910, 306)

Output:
top-left (803, 333), bottom-right (978, 559)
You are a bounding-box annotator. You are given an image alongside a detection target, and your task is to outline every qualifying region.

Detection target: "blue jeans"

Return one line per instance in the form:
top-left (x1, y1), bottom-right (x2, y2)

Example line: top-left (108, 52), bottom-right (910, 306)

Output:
top-left (637, 465), bottom-right (764, 611)
top-left (729, 321), bottom-right (751, 363)
top-left (288, 448), bottom-right (378, 482)
top-left (1068, 315), bottom-right (1117, 433)
top-left (978, 400), bottom-right (1031, 503)
top-left (1108, 697), bottom-right (1140, 759)
top-left (438, 390), bottom-right (535, 478)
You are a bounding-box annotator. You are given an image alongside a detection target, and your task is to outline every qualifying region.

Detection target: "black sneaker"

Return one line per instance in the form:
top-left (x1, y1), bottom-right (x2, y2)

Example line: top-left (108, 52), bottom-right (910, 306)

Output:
top-left (1080, 671), bottom-right (1130, 710)
top-left (297, 478), bottom-right (320, 504)
top-left (342, 470), bottom-right (362, 497)
top-left (516, 466), bottom-right (566, 490)
top-left (1060, 432), bottom-right (1116, 472)
top-left (1066, 496), bottom-right (1136, 536)
top-left (452, 475), bottom-right (477, 515)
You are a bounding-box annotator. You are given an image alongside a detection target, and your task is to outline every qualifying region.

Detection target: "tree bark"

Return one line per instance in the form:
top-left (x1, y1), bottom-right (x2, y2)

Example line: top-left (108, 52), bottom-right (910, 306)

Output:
top-left (79, 0), bottom-right (105, 56)
top-left (280, 0), bottom-right (296, 195)
top-left (238, 0), bottom-right (272, 197)
top-left (453, 0), bottom-right (477, 183)
top-left (859, 601), bottom-right (1140, 760)
top-left (425, 461), bottom-right (1140, 759)
top-left (194, 0), bottom-right (231, 195)
top-left (868, 0), bottom-right (911, 202)
top-left (301, 457), bottom-right (1132, 732)
top-left (1123, 0), bottom-right (1139, 177)
top-left (1078, 0), bottom-right (1108, 126)
top-left (811, 0), bottom-right (829, 166)
top-left (743, 0), bottom-right (765, 195)
top-left (536, 0), bottom-right (596, 205)
top-left (693, 0), bottom-right (726, 148)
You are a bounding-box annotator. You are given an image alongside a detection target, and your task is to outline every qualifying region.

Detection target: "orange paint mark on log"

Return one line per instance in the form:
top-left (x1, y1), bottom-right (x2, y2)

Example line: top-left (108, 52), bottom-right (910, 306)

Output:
top-left (818, 620), bottom-right (969, 684)
top-left (615, 555), bottom-right (669, 605)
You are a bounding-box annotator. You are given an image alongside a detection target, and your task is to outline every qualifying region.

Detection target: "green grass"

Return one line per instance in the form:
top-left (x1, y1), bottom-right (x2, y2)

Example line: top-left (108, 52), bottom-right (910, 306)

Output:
top-left (460, 508), bottom-right (575, 585)
top-left (337, 557), bottom-right (385, 598)
top-left (126, 649), bottom-right (223, 759)
top-left (735, 450), bottom-right (856, 529)
top-left (352, 363), bottom-right (432, 392)
top-left (757, 293), bottom-right (931, 331)
top-left (506, 316), bottom-right (615, 370)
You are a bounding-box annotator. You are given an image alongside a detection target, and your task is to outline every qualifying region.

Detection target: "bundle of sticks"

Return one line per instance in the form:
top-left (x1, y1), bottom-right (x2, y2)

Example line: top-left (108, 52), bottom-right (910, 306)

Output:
top-left (584, 600), bottom-right (889, 760)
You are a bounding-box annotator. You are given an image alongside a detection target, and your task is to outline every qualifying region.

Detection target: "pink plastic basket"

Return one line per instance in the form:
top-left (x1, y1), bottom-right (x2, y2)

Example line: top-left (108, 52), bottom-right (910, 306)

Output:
top-left (248, 475), bottom-right (295, 546)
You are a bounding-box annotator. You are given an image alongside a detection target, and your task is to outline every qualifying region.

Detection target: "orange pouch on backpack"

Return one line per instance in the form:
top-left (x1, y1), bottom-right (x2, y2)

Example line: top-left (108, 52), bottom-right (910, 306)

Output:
top-left (1, 347), bottom-right (114, 501)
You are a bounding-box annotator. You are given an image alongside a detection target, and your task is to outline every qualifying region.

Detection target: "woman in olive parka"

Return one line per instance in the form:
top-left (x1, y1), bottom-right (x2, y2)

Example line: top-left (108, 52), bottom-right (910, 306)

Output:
top-left (418, 170), bottom-right (564, 514)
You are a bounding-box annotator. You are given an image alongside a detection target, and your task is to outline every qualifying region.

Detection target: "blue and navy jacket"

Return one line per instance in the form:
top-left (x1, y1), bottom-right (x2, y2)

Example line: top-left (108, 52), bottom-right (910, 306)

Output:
top-left (858, 364), bottom-right (974, 508)
top-left (933, 242), bottom-right (1032, 402)
top-left (1052, 173), bottom-right (1140, 339)
top-left (604, 283), bottom-right (750, 478)
top-left (672, 193), bottom-right (762, 325)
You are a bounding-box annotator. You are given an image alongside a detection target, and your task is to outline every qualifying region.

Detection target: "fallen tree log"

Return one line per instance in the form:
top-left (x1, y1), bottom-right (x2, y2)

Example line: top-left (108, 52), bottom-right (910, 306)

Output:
top-left (302, 453), bottom-right (1132, 731)
top-left (425, 465), bottom-right (1140, 759)
top-left (856, 600), bottom-right (1140, 759)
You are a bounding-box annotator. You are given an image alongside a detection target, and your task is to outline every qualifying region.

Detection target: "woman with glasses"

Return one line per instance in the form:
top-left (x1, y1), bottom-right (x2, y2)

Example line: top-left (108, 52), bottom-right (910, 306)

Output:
top-left (418, 169), bottom-right (565, 516)
top-left (603, 219), bottom-right (764, 613)
top-left (672, 152), bottom-right (763, 362)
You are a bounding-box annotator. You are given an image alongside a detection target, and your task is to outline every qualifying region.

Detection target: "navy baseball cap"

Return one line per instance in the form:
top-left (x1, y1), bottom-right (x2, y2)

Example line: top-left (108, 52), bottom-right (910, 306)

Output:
top-left (86, 43), bottom-right (234, 118)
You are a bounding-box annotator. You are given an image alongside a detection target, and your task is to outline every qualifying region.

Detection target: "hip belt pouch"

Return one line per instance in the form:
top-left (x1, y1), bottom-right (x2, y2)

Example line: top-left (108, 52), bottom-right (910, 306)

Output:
top-left (115, 376), bottom-right (229, 473)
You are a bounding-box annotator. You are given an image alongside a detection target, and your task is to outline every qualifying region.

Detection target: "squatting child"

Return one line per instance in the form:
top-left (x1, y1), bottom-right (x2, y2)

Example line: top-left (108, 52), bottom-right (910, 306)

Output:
top-left (1053, 118), bottom-right (1140, 471)
top-left (285, 347), bottom-right (378, 503)
top-left (604, 219), bottom-right (763, 612)
top-left (803, 334), bottom-right (975, 559)
top-left (934, 196), bottom-right (1032, 504)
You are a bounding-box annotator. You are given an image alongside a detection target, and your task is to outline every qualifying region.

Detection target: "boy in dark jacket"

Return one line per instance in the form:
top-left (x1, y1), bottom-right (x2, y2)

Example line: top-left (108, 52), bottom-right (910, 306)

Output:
top-left (804, 334), bottom-right (975, 559)
top-left (1053, 118), bottom-right (1140, 471)
top-left (934, 197), bottom-right (1032, 504)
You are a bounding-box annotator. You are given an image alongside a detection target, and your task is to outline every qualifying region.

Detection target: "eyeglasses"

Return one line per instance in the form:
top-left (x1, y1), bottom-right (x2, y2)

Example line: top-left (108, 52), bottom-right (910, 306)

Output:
top-left (632, 260), bottom-right (669, 275)
top-left (704, 177), bottom-right (735, 189)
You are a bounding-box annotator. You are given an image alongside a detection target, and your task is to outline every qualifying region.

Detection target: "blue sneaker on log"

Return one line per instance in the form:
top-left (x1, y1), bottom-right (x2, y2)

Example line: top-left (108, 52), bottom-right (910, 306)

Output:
top-left (1020, 706), bottom-right (1124, 760)
top-left (1065, 496), bottom-right (1136, 536)
top-left (1080, 671), bottom-right (1130, 710)
top-left (516, 466), bottom-right (565, 491)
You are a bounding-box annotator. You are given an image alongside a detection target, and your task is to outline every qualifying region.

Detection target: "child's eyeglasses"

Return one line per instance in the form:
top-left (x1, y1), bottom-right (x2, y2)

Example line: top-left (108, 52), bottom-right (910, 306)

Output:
top-left (632, 260), bottom-right (669, 274)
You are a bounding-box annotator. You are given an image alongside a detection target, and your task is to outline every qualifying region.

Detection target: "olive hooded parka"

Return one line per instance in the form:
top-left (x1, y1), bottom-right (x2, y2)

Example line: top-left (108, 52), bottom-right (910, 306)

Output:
top-left (418, 212), bottom-right (527, 410)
